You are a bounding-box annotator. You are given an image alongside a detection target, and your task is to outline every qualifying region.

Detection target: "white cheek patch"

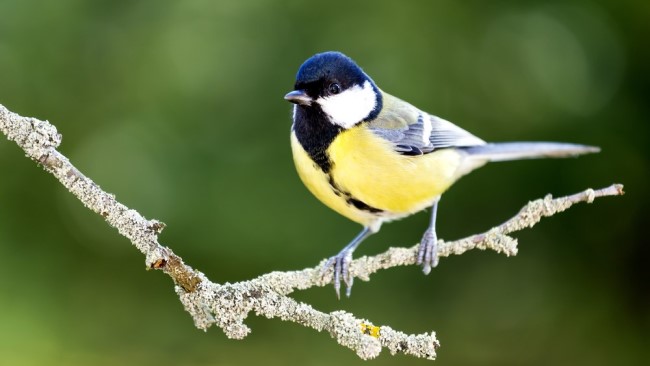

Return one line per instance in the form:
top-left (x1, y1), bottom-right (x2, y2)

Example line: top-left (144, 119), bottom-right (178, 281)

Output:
top-left (317, 80), bottom-right (377, 129)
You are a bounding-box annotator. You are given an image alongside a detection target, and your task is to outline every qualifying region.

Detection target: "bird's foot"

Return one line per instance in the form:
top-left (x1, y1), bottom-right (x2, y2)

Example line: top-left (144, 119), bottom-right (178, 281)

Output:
top-left (416, 227), bottom-right (439, 275)
top-left (322, 250), bottom-right (354, 299)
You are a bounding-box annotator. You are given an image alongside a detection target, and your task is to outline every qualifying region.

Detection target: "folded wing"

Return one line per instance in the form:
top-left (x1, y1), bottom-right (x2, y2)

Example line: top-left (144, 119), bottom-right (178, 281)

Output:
top-left (367, 92), bottom-right (485, 155)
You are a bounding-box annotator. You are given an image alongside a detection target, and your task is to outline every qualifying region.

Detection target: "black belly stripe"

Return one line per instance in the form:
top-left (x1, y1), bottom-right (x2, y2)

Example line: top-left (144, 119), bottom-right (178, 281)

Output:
top-left (291, 94), bottom-right (384, 214)
top-left (347, 198), bottom-right (383, 213)
top-left (327, 175), bottom-right (384, 213)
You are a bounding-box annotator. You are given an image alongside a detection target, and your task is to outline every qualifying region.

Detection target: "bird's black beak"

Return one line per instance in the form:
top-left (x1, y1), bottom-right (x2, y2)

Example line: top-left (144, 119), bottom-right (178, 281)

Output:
top-left (284, 90), bottom-right (312, 106)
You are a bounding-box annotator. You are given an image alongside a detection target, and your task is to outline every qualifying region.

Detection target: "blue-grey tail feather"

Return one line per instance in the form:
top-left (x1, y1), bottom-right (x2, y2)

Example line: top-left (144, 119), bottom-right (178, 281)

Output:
top-left (461, 142), bottom-right (600, 162)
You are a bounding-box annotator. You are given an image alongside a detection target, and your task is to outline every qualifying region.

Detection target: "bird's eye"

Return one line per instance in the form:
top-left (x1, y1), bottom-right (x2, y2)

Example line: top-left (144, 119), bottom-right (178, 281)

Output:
top-left (328, 83), bottom-right (341, 95)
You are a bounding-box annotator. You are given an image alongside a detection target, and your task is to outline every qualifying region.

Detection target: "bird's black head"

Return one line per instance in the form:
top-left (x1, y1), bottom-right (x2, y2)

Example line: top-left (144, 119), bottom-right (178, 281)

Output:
top-left (294, 52), bottom-right (368, 99)
top-left (285, 51), bottom-right (382, 129)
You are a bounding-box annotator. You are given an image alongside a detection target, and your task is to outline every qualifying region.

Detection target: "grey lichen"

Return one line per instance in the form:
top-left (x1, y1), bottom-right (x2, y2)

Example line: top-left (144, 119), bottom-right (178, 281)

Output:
top-left (0, 106), bottom-right (61, 158)
top-left (0, 103), bottom-right (624, 360)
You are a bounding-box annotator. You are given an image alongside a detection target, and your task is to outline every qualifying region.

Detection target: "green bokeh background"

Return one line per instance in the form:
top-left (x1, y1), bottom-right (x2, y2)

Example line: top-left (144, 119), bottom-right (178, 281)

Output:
top-left (1, 0), bottom-right (648, 365)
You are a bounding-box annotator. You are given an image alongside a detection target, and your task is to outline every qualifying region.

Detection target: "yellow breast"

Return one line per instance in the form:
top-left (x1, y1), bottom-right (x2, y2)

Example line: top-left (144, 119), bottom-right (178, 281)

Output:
top-left (290, 126), bottom-right (465, 226)
top-left (291, 132), bottom-right (380, 226)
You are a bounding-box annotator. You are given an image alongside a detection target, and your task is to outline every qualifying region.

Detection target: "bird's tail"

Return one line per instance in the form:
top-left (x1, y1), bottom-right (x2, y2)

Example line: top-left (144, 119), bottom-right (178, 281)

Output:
top-left (461, 142), bottom-right (600, 162)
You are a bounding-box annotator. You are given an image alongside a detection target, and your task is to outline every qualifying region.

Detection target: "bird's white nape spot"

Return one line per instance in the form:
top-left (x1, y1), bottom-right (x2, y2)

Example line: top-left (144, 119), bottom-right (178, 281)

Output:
top-left (317, 80), bottom-right (377, 129)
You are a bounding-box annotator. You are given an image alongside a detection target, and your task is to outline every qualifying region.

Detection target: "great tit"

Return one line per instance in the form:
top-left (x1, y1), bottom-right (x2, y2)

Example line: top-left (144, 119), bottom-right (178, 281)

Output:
top-left (285, 51), bottom-right (599, 297)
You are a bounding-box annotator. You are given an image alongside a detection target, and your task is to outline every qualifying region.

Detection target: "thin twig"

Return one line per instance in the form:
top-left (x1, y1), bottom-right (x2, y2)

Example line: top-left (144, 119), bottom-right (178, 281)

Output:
top-left (0, 104), bottom-right (623, 360)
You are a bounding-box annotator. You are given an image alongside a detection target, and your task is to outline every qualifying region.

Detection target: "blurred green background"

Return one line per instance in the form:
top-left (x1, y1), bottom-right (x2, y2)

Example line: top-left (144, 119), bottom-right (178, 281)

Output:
top-left (1, 0), bottom-right (647, 365)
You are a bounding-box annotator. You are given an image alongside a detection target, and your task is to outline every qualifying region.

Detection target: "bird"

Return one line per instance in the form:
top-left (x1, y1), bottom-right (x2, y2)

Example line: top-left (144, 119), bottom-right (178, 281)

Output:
top-left (284, 51), bottom-right (599, 298)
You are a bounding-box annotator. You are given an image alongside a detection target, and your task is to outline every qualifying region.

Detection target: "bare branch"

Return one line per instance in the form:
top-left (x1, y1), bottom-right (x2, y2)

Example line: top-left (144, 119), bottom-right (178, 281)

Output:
top-left (0, 104), bottom-right (623, 360)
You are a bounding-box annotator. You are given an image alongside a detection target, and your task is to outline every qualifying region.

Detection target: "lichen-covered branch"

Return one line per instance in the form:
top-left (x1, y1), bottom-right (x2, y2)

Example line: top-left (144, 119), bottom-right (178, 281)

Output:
top-left (0, 103), bottom-right (623, 360)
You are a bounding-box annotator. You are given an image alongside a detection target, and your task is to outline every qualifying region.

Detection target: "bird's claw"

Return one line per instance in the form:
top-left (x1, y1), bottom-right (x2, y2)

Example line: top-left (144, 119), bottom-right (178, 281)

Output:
top-left (416, 228), bottom-right (439, 275)
top-left (322, 252), bottom-right (354, 298)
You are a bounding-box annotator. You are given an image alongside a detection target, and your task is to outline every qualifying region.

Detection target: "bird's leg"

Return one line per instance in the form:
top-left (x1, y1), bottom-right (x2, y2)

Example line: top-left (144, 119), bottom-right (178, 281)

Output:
top-left (323, 226), bottom-right (374, 298)
top-left (417, 198), bottom-right (440, 275)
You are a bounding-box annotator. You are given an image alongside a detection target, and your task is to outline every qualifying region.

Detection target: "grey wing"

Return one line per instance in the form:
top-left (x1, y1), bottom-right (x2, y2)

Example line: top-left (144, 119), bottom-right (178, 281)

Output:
top-left (369, 113), bottom-right (434, 155)
top-left (369, 109), bottom-right (486, 156)
top-left (428, 114), bottom-right (486, 149)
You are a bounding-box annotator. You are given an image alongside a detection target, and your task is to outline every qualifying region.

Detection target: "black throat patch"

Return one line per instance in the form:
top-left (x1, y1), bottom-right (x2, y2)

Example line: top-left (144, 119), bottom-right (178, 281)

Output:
top-left (292, 105), bottom-right (341, 173)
